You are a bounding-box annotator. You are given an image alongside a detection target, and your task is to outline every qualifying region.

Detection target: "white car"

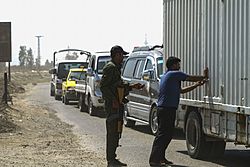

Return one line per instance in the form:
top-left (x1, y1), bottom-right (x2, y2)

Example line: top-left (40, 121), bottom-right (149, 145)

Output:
top-left (84, 51), bottom-right (128, 116)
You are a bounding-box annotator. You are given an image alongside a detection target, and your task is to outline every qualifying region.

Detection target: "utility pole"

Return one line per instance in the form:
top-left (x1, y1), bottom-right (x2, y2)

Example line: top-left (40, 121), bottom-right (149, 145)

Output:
top-left (35, 35), bottom-right (43, 70)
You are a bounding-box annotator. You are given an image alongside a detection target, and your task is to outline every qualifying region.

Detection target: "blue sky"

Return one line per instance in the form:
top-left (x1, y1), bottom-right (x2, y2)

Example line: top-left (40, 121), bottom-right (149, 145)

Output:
top-left (1, 0), bottom-right (163, 65)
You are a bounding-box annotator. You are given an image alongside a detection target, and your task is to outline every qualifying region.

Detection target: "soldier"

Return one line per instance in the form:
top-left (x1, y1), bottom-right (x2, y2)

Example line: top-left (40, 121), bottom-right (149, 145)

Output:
top-left (100, 45), bottom-right (144, 167)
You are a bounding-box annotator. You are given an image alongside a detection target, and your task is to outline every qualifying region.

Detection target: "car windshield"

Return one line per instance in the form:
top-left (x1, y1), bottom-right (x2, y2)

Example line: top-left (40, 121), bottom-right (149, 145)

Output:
top-left (69, 71), bottom-right (86, 80)
top-left (57, 62), bottom-right (88, 79)
top-left (157, 57), bottom-right (163, 78)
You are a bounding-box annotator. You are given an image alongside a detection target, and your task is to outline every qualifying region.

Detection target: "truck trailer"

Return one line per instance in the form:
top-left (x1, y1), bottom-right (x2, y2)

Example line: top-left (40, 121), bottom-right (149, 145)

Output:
top-left (163, 0), bottom-right (250, 158)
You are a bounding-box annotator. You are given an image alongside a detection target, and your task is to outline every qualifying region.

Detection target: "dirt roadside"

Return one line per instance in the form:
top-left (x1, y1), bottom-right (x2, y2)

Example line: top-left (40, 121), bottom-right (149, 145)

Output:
top-left (0, 71), bottom-right (106, 167)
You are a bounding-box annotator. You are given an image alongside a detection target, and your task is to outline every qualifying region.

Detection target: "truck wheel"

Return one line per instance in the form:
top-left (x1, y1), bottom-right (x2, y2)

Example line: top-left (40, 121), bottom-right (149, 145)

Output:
top-left (210, 141), bottom-right (226, 157)
top-left (50, 90), bottom-right (54, 96)
top-left (88, 97), bottom-right (95, 116)
top-left (55, 95), bottom-right (61, 100)
top-left (123, 106), bottom-right (135, 127)
top-left (185, 111), bottom-right (211, 159)
top-left (79, 94), bottom-right (87, 112)
top-left (50, 88), bottom-right (55, 96)
top-left (149, 105), bottom-right (158, 135)
top-left (50, 84), bottom-right (55, 96)
top-left (64, 95), bottom-right (69, 105)
top-left (62, 95), bottom-right (65, 103)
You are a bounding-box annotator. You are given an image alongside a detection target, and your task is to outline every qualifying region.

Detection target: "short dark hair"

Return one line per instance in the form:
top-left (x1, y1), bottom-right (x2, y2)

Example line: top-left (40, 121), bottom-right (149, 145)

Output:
top-left (110, 45), bottom-right (129, 58)
top-left (166, 56), bottom-right (181, 69)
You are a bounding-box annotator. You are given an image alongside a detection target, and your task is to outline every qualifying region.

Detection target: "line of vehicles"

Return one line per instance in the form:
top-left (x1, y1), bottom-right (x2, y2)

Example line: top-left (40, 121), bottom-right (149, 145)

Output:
top-left (48, 0), bottom-right (250, 161)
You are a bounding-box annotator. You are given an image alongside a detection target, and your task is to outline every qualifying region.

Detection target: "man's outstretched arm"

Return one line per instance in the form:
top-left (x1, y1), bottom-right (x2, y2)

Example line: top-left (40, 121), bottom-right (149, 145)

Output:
top-left (185, 67), bottom-right (209, 82)
top-left (181, 79), bottom-right (207, 94)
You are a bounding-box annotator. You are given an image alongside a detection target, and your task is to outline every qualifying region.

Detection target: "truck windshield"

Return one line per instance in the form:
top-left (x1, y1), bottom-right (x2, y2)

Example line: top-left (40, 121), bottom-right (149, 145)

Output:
top-left (157, 57), bottom-right (163, 78)
top-left (58, 62), bottom-right (88, 79)
top-left (69, 71), bottom-right (86, 80)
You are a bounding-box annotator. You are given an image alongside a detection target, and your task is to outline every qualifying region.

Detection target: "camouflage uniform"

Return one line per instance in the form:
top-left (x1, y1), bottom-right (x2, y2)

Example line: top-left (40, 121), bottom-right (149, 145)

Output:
top-left (100, 61), bottom-right (130, 162)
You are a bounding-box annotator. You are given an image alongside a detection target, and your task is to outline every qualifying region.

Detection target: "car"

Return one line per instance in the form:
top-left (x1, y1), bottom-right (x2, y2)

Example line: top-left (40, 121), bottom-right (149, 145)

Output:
top-left (62, 67), bottom-right (87, 105)
top-left (82, 51), bottom-right (128, 116)
top-left (121, 45), bottom-right (163, 135)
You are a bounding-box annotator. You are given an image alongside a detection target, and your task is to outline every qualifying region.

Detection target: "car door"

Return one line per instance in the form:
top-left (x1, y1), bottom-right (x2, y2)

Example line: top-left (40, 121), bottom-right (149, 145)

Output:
top-left (122, 57), bottom-right (138, 117)
top-left (129, 58), bottom-right (149, 120)
top-left (140, 56), bottom-right (156, 120)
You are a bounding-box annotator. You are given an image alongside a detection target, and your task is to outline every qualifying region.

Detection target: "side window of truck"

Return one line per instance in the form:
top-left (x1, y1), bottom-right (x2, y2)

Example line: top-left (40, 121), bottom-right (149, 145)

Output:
top-left (145, 59), bottom-right (153, 70)
top-left (133, 59), bottom-right (145, 79)
top-left (123, 58), bottom-right (137, 79)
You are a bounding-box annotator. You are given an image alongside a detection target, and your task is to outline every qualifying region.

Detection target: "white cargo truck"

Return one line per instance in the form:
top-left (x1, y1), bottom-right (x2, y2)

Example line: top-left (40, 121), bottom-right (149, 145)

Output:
top-left (163, 0), bottom-right (250, 158)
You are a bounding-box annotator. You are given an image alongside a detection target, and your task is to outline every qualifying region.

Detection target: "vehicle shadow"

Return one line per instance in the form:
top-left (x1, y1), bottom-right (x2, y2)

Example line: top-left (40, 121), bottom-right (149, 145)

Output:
top-left (72, 103), bottom-right (106, 118)
top-left (177, 149), bottom-right (250, 167)
top-left (129, 124), bottom-right (185, 140)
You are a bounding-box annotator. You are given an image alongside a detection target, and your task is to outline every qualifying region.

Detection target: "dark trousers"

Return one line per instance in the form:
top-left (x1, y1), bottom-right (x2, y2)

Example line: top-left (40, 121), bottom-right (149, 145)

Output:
top-left (106, 117), bottom-right (119, 161)
top-left (149, 107), bottom-right (176, 163)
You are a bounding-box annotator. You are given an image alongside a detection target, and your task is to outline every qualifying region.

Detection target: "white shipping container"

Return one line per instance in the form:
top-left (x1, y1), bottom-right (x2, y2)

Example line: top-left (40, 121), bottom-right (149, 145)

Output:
top-left (163, 0), bottom-right (250, 159)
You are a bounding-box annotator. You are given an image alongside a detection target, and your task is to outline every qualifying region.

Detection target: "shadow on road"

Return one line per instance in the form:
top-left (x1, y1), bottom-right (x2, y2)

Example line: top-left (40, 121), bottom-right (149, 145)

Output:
top-left (177, 149), bottom-right (250, 167)
top-left (71, 103), bottom-right (106, 118)
top-left (168, 165), bottom-right (188, 167)
top-left (128, 125), bottom-right (185, 140)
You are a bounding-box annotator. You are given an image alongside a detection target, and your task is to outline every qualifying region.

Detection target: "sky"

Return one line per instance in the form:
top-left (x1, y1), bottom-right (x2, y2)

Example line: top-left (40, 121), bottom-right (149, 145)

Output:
top-left (1, 0), bottom-right (163, 65)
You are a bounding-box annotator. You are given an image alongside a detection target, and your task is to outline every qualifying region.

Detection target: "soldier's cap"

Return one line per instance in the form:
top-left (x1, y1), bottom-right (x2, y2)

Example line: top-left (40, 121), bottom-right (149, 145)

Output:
top-left (110, 45), bottom-right (129, 56)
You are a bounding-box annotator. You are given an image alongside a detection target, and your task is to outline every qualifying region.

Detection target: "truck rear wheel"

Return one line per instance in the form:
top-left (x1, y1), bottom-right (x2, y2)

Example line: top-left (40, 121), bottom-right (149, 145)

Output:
top-left (149, 105), bottom-right (158, 135)
top-left (64, 95), bottom-right (69, 105)
top-left (50, 84), bottom-right (55, 96)
top-left (79, 94), bottom-right (87, 112)
top-left (55, 95), bottom-right (61, 100)
top-left (186, 111), bottom-right (211, 159)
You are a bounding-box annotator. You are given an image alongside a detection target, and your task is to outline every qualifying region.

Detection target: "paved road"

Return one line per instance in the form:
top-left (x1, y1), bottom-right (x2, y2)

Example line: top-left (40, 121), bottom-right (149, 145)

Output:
top-left (28, 83), bottom-right (250, 167)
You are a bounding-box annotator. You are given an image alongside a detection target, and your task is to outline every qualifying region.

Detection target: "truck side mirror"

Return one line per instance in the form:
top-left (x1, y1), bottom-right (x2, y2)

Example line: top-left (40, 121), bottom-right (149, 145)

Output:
top-left (87, 67), bottom-right (94, 76)
top-left (49, 68), bottom-right (56, 74)
top-left (142, 70), bottom-right (155, 81)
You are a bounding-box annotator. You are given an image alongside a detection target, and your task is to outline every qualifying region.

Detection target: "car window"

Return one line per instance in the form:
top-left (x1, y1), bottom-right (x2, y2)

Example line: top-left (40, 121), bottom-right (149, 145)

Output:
top-left (157, 57), bottom-right (163, 78)
top-left (123, 58), bottom-right (137, 78)
top-left (133, 59), bottom-right (145, 79)
top-left (97, 56), bottom-right (111, 74)
top-left (145, 59), bottom-right (153, 70)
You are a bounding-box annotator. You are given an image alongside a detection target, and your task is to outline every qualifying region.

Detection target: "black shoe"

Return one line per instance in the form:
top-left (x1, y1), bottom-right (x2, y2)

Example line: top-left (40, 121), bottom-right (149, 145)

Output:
top-left (149, 162), bottom-right (166, 167)
top-left (162, 158), bottom-right (173, 165)
top-left (108, 159), bottom-right (127, 166)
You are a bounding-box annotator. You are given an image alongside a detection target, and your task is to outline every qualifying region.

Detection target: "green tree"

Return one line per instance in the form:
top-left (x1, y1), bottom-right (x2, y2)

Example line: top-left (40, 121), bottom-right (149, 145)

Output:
top-left (18, 46), bottom-right (27, 67)
top-left (27, 48), bottom-right (34, 68)
top-left (44, 59), bottom-right (52, 67)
